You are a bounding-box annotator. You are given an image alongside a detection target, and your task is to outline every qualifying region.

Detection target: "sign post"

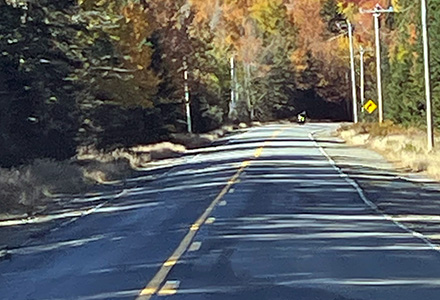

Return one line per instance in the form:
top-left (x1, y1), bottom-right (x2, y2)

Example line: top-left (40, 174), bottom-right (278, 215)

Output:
top-left (360, 4), bottom-right (395, 123)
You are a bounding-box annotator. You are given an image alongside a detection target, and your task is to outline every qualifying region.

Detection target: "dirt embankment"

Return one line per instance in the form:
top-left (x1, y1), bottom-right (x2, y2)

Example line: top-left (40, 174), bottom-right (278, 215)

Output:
top-left (0, 125), bottom-right (239, 218)
top-left (338, 122), bottom-right (440, 180)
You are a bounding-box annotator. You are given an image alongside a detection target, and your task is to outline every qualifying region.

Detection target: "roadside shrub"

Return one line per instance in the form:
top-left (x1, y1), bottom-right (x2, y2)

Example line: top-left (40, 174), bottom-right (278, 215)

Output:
top-left (0, 159), bottom-right (89, 214)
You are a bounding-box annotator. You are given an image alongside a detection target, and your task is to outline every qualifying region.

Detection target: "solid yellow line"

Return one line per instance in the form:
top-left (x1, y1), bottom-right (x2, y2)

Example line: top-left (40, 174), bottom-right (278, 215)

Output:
top-left (136, 128), bottom-right (286, 300)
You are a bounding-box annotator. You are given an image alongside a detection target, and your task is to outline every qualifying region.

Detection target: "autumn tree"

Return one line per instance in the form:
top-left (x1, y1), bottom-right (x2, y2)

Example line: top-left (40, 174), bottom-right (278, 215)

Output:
top-left (75, 0), bottom-right (168, 148)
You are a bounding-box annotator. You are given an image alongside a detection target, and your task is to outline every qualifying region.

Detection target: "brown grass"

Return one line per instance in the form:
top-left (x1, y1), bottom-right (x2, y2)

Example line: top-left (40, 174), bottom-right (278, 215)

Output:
top-left (78, 142), bottom-right (186, 169)
top-left (338, 122), bottom-right (440, 180)
top-left (0, 125), bottom-right (236, 217)
top-left (0, 140), bottom-right (188, 216)
top-left (0, 159), bottom-right (90, 215)
top-left (170, 125), bottom-right (233, 149)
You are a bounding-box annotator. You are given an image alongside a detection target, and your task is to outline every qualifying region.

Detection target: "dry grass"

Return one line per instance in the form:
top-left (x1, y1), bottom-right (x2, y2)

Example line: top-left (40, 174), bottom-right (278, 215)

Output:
top-left (0, 141), bottom-right (189, 216)
top-left (170, 125), bottom-right (233, 149)
top-left (0, 125), bottom-right (236, 217)
top-left (78, 142), bottom-right (186, 168)
top-left (0, 140), bottom-right (191, 216)
top-left (75, 126), bottom-right (236, 183)
top-left (76, 141), bottom-right (188, 183)
top-left (81, 159), bottom-right (134, 184)
top-left (339, 120), bottom-right (413, 138)
top-left (338, 122), bottom-right (440, 180)
top-left (0, 140), bottom-right (188, 216)
top-left (170, 134), bottom-right (214, 149)
top-left (0, 159), bottom-right (89, 215)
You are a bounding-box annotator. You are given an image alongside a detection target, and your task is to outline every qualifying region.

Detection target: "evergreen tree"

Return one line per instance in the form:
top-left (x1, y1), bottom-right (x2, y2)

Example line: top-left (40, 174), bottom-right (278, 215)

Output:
top-left (0, 0), bottom-right (82, 166)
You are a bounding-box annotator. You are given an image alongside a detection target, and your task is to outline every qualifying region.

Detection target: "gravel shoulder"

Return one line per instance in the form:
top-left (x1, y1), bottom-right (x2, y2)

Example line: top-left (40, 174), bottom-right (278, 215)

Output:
top-left (314, 128), bottom-right (440, 245)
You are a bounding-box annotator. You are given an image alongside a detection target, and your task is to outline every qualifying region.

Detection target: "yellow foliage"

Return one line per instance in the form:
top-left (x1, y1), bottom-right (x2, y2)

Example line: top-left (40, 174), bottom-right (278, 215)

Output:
top-left (78, 0), bottom-right (159, 108)
top-left (396, 44), bottom-right (409, 62)
top-left (249, 0), bottom-right (284, 35)
top-left (337, 35), bottom-right (349, 52)
top-left (337, 2), bottom-right (356, 20)
top-left (291, 48), bottom-right (307, 70)
top-left (391, 0), bottom-right (402, 12)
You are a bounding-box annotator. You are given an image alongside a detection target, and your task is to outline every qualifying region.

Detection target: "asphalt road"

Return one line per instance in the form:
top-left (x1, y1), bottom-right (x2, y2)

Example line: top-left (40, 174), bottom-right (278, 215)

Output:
top-left (2, 123), bottom-right (440, 300)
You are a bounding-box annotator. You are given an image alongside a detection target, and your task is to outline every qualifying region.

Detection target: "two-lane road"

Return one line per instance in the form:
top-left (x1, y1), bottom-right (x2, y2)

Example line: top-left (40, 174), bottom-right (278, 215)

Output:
top-left (2, 123), bottom-right (440, 300)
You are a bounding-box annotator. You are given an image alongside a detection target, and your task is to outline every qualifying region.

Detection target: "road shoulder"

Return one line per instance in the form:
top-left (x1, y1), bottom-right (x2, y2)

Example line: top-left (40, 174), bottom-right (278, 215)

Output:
top-left (313, 128), bottom-right (440, 246)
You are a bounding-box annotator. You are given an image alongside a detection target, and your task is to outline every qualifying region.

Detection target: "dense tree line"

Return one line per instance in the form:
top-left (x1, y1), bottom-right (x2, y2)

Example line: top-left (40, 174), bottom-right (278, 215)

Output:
top-left (383, 0), bottom-right (440, 127)
top-left (13, 0), bottom-right (433, 167)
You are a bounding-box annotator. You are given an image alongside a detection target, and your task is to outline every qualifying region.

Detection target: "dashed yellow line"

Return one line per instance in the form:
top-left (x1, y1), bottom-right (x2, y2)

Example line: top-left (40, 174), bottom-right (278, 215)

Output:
top-left (254, 147), bottom-right (264, 158)
top-left (190, 224), bottom-right (199, 231)
top-left (136, 128), bottom-right (285, 300)
top-left (272, 130), bottom-right (283, 137)
top-left (163, 259), bottom-right (177, 267)
top-left (157, 281), bottom-right (180, 296)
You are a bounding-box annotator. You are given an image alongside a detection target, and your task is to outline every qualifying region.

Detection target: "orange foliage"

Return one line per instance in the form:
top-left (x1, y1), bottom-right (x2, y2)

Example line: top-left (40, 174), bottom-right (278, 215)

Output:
top-left (286, 0), bottom-right (346, 70)
top-left (122, 2), bottom-right (155, 68)
top-left (286, 0), bottom-right (325, 50)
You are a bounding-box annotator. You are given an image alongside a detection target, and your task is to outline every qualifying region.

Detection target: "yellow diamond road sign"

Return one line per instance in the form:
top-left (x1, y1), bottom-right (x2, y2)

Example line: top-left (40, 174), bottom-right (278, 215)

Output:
top-left (364, 100), bottom-right (378, 114)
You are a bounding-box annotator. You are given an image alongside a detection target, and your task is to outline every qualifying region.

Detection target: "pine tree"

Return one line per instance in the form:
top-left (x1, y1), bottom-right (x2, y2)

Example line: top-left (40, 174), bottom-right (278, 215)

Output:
top-left (0, 0), bottom-right (82, 166)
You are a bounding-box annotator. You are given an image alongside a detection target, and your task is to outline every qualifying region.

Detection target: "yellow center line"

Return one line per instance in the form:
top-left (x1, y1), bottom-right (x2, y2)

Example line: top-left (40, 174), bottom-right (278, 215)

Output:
top-left (157, 281), bottom-right (180, 296)
top-left (190, 224), bottom-right (199, 231)
top-left (163, 259), bottom-right (177, 267)
top-left (136, 128), bottom-right (285, 300)
top-left (254, 147), bottom-right (264, 158)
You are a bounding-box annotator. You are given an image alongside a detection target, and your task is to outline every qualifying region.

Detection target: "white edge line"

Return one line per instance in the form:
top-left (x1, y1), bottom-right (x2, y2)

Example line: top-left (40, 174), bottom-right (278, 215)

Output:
top-left (397, 175), bottom-right (438, 184)
top-left (309, 130), bottom-right (440, 253)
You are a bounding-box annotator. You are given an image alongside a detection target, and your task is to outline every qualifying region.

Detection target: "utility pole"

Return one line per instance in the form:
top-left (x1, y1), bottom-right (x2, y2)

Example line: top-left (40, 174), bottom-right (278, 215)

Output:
top-left (361, 4), bottom-right (394, 123)
top-left (333, 18), bottom-right (358, 123)
top-left (244, 62), bottom-right (253, 121)
top-left (348, 20), bottom-right (358, 123)
top-left (373, 11), bottom-right (383, 123)
top-left (421, 0), bottom-right (434, 151)
top-left (359, 46), bottom-right (373, 115)
top-left (183, 58), bottom-right (192, 133)
top-left (229, 56), bottom-right (237, 120)
top-left (360, 46), bottom-right (366, 114)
